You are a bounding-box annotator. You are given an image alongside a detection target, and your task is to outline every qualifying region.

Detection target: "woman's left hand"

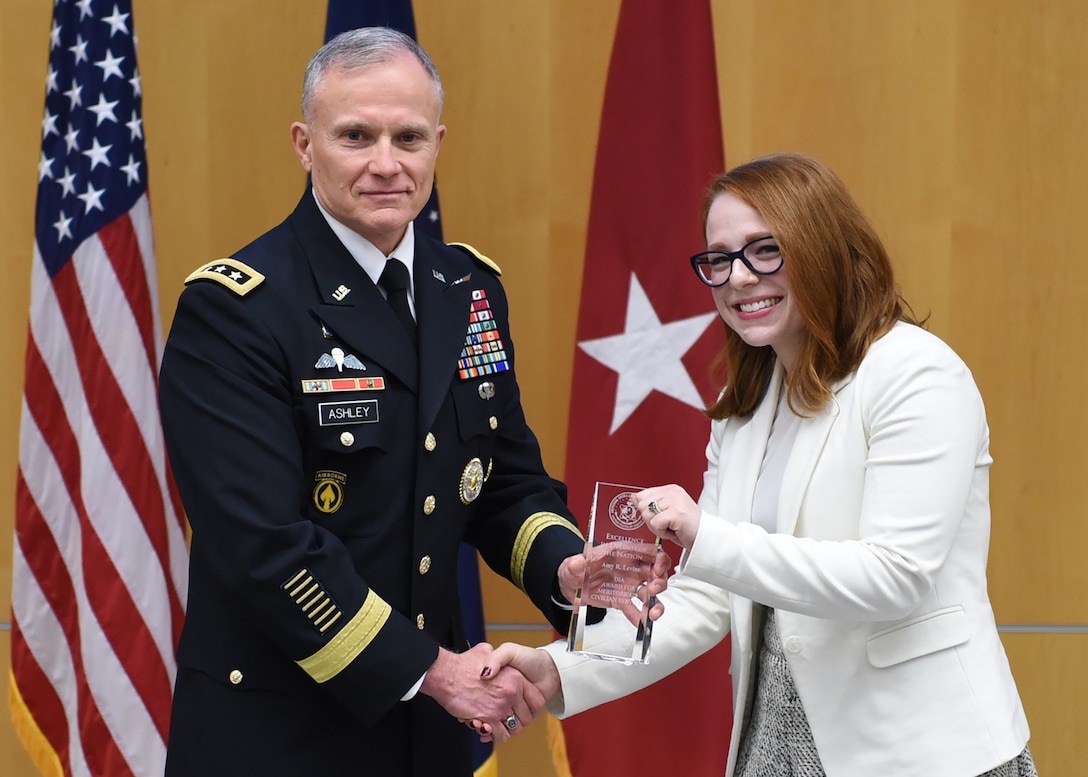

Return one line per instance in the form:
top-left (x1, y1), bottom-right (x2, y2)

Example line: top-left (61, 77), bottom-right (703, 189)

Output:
top-left (636, 485), bottom-right (701, 551)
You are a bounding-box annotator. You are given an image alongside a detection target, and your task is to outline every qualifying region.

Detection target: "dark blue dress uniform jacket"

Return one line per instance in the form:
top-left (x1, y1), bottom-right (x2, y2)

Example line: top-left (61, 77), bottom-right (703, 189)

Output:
top-left (160, 192), bottom-right (585, 776)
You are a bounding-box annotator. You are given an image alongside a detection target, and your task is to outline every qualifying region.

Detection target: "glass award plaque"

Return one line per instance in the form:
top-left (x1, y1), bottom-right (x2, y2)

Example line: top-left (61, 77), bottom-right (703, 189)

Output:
top-left (567, 481), bottom-right (661, 664)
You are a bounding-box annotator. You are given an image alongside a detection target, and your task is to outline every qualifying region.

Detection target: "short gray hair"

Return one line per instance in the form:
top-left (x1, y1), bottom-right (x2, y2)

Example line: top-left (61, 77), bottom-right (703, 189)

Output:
top-left (300, 27), bottom-right (444, 121)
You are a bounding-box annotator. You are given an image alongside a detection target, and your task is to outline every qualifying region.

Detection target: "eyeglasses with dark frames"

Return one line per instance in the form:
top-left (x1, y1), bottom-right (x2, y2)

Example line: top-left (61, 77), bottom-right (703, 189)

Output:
top-left (690, 236), bottom-right (784, 287)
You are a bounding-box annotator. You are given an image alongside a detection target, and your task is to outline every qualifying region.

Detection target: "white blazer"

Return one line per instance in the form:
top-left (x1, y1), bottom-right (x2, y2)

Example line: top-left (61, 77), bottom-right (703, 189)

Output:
top-left (545, 323), bottom-right (1029, 776)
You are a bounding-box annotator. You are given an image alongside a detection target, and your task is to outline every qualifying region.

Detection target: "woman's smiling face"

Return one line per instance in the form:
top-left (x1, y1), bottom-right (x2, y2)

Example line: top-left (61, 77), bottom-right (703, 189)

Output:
top-left (705, 192), bottom-right (807, 372)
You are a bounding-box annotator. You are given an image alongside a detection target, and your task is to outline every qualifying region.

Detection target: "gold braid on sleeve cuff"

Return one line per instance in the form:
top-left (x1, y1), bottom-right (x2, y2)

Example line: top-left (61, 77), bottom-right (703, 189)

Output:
top-left (295, 589), bottom-right (392, 683)
top-left (510, 512), bottom-right (585, 593)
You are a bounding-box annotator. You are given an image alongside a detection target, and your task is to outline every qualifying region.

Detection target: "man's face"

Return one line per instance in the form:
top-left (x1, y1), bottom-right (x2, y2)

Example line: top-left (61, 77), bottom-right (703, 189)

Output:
top-left (291, 53), bottom-right (445, 255)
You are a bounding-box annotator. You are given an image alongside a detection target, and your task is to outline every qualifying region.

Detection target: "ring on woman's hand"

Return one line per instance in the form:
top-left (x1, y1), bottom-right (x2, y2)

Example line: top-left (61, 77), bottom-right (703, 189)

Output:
top-left (647, 500), bottom-right (661, 515)
top-left (504, 714), bottom-right (519, 730)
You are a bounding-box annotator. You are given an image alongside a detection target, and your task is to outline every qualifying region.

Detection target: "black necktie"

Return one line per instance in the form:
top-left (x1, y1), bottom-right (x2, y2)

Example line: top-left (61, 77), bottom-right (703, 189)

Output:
top-left (378, 258), bottom-right (417, 339)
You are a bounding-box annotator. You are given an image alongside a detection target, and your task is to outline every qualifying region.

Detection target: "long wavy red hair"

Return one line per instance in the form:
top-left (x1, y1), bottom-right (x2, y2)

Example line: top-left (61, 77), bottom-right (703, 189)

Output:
top-left (704, 153), bottom-right (919, 419)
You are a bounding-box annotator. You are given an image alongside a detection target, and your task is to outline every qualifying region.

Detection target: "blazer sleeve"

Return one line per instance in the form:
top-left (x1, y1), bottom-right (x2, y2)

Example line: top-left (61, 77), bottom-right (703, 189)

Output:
top-left (542, 571), bottom-right (731, 717)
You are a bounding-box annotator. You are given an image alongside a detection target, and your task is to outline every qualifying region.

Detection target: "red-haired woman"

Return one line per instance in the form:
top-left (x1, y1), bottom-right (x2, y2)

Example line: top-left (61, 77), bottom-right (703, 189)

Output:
top-left (486, 153), bottom-right (1036, 777)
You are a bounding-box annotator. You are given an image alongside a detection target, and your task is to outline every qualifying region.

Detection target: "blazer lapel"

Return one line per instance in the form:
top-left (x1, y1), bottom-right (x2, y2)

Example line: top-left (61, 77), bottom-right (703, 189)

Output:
top-left (777, 372), bottom-right (856, 535)
top-left (289, 193), bottom-right (418, 391)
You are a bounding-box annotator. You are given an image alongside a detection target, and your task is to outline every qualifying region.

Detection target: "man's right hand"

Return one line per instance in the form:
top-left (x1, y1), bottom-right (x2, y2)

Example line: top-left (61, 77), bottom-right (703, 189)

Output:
top-left (420, 644), bottom-right (545, 742)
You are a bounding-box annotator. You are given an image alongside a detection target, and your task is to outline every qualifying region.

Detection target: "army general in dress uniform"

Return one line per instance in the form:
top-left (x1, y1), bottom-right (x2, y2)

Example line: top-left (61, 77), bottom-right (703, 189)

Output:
top-left (160, 28), bottom-right (590, 776)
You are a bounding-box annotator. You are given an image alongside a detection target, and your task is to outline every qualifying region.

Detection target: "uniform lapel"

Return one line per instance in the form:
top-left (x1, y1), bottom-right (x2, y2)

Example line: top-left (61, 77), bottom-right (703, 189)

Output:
top-left (289, 193), bottom-right (419, 391)
top-left (414, 238), bottom-right (474, 433)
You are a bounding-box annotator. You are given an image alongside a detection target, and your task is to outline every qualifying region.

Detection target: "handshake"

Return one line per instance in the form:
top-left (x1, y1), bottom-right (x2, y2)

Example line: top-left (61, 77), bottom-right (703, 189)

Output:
top-left (421, 543), bottom-right (673, 743)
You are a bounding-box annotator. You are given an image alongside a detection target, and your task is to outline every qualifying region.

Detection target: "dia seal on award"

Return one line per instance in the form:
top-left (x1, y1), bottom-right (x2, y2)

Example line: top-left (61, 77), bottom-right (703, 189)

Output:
top-left (567, 481), bottom-right (662, 664)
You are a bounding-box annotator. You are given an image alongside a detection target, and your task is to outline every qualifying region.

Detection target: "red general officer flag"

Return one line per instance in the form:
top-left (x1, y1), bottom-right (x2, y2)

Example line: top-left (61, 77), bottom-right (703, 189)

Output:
top-left (555, 0), bottom-right (732, 775)
top-left (10, 1), bottom-right (189, 775)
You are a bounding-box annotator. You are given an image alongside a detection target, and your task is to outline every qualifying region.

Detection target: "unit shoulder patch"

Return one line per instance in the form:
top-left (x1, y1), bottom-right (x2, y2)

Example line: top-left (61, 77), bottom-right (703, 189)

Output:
top-left (184, 258), bottom-right (265, 296)
top-left (448, 242), bottom-right (502, 276)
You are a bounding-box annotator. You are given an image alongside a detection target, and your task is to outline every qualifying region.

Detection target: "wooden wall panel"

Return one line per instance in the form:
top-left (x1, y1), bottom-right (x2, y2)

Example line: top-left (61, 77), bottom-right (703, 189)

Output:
top-left (1, 2), bottom-right (1084, 775)
top-left (0, 0), bottom-right (51, 663)
top-left (714, 0), bottom-right (959, 327)
top-left (951, 1), bottom-right (1088, 625)
top-left (137, 1), bottom-right (325, 323)
top-left (1001, 632), bottom-right (1088, 772)
top-left (0, 4), bottom-right (49, 772)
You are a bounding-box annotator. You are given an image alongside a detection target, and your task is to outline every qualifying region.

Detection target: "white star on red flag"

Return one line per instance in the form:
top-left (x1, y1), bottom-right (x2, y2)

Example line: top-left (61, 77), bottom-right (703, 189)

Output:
top-left (578, 272), bottom-right (717, 433)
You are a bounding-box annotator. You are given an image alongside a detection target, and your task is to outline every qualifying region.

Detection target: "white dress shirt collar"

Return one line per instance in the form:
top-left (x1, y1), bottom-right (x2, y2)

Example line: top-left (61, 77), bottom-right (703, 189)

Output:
top-left (310, 188), bottom-right (416, 298)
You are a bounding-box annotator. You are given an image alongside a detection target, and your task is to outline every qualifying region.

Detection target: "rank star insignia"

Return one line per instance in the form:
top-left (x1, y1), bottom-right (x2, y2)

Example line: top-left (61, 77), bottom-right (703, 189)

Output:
top-left (183, 257), bottom-right (265, 296)
top-left (459, 458), bottom-right (484, 505)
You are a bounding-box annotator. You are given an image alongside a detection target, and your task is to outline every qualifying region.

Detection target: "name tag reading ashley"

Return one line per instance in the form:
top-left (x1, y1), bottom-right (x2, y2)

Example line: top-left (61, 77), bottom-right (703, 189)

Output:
top-left (318, 399), bottom-right (378, 426)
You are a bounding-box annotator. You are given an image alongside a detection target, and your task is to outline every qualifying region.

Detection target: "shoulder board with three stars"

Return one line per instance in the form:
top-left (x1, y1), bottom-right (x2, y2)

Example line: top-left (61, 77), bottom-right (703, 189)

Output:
top-left (184, 258), bottom-right (265, 296)
top-left (448, 242), bottom-right (502, 276)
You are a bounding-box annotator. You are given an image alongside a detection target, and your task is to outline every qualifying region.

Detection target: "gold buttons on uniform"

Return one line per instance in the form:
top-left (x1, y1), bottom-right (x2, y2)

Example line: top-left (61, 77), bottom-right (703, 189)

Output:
top-left (488, 416), bottom-right (498, 430)
top-left (423, 495), bottom-right (436, 515)
top-left (424, 432), bottom-right (437, 451)
top-left (339, 431), bottom-right (355, 447)
top-left (416, 614), bottom-right (425, 630)
top-left (419, 555), bottom-right (432, 575)
top-left (229, 669), bottom-right (243, 685)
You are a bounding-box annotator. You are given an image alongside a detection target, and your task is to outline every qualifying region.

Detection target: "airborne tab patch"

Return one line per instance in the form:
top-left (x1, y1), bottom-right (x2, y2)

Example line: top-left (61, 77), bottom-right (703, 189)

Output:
top-left (184, 258), bottom-right (265, 296)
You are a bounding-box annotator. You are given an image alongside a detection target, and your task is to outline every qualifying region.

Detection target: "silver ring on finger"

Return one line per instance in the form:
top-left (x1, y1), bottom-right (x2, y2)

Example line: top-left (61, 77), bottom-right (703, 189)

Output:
top-left (504, 714), bottom-right (519, 730)
top-left (647, 500), bottom-right (662, 515)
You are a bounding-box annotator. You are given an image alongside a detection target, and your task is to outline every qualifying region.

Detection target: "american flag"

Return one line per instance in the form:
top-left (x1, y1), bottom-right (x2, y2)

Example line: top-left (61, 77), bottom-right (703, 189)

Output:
top-left (10, 1), bottom-right (189, 776)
